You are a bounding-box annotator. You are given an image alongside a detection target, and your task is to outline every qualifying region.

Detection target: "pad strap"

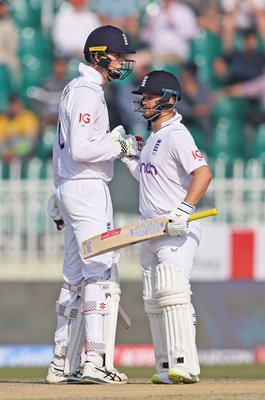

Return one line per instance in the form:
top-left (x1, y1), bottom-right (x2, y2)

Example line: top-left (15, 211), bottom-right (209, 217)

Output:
top-left (56, 301), bottom-right (79, 320)
top-left (54, 344), bottom-right (68, 357)
top-left (82, 300), bottom-right (109, 314)
top-left (62, 281), bottom-right (83, 293)
top-left (86, 341), bottom-right (106, 354)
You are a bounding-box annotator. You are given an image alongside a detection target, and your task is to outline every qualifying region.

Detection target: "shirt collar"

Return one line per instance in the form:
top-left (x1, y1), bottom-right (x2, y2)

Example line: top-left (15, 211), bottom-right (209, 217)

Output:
top-left (149, 111), bottom-right (183, 138)
top-left (78, 62), bottom-right (104, 86)
top-left (160, 110), bottom-right (182, 129)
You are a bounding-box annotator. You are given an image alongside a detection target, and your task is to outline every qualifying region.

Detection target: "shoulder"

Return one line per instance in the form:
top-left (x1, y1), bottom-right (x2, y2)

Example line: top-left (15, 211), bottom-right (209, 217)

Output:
top-left (169, 122), bottom-right (194, 139)
top-left (168, 124), bottom-right (195, 148)
top-left (64, 76), bottom-right (102, 98)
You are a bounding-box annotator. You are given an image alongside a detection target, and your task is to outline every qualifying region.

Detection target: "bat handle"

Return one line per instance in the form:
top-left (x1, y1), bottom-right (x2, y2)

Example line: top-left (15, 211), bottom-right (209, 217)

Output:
top-left (188, 208), bottom-right (218, 222)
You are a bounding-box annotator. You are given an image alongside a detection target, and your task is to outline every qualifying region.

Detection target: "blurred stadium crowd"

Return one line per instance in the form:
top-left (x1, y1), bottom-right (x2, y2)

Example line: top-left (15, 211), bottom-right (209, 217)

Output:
top-left (1, 0), bottom-right (265, 179)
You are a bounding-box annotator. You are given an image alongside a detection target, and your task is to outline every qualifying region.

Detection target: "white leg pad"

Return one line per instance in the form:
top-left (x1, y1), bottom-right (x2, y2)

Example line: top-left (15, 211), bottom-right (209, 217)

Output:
top-left (54, 281), bottom-right (85, 375)
top-left (82, 279), bottom-right (109, 355)
top-left (155, 264), bottom-right (200, 375)
top-left (82, 262), bottom-right (121, 372)
top-left (143, 270), bottom-right (168, 373)
top-left (104, 262), bottom-right (121, 371)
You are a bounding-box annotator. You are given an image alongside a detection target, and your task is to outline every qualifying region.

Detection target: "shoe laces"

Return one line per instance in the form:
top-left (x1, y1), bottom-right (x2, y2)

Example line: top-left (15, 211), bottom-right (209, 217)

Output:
top-left (95, 366), bottom-right (123, 382)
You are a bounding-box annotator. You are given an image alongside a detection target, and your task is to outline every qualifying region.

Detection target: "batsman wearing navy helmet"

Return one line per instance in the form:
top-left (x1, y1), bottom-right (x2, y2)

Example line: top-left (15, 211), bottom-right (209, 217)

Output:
top-left (46, 25), bottom-right (144, 384)
top-left (124, 70), bottom-right (212, 384)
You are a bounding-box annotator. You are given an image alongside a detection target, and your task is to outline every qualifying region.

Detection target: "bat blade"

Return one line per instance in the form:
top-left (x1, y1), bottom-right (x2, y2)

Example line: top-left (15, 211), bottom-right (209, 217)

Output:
top-left (81, 208), bottom-right (218, 259)
top-left (82, 216), bottom-right (167, 259)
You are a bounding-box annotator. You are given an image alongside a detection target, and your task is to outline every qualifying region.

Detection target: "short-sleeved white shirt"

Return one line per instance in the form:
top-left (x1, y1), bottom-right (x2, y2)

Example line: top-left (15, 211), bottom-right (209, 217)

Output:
top-left (53, 63), bottom-right (120, 187)
top-left (139, 112), bottom-right (207, 219)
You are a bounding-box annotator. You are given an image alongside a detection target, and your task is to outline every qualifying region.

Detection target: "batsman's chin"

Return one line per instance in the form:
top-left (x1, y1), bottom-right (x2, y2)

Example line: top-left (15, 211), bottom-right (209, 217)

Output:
top-left (143, 110), bottom-right (152, 119)
top-left (111, 69), bottom-right (122, 79)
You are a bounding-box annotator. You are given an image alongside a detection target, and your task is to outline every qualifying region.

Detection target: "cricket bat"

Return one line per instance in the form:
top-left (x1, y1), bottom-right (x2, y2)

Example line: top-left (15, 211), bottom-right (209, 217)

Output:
top-left (82, 208), bottom-right (218, 259)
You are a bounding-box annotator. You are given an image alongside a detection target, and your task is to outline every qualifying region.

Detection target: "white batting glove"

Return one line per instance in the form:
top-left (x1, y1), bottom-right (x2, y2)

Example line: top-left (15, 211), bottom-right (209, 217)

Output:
top-left (167, 201), bottom-right (195, 236)
top-left (109, 125), bottom-right (126, 141)
top-left (118, 135), bottom-right (144, 158)
top-left (47, 193), bottom-right (64, 231)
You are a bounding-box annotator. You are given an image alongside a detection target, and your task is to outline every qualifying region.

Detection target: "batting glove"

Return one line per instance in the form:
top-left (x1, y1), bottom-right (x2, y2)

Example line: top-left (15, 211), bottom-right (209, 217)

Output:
top-left (118, 135), bottom-right (144, 158)
top-left (109, 125), bottom-right (126, 141)
top-left (47, 193), bottom-right (64, 231)
top-left (167, 201), bottom-right (195, 236)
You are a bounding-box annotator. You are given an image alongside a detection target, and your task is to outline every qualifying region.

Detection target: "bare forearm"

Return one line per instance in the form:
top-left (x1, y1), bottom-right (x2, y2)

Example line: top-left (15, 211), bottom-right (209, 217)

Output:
top-left (184, 166), bottom-right (212, 206)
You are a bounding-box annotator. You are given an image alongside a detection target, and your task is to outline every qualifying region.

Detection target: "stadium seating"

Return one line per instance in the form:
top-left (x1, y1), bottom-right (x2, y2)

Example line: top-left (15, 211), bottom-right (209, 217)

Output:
top-left (251, 124), bottom-right (265, 159)
top-left (189, 126), bottom-right (208, 155)
top-left (36, 125), bottom-right (56, 160)
top-left (1, 0), bottom-right (264, 182)
top-left (210, 117), bottom-right (246, 162)
top-left (20, 55), bottom-right (53, 97)
top-left (0, 65), bottom-right (12, 112)
top-left (19, 27), bottom-right (52, 59)
top-left (18, 26), bottom-right (53, 101)
top-left (10, 0), bottom-right (41, 29)
top-left (211, 96), bottom-right (247, 121)
top-left (21, 157), bottom-right (53, 179)
top-left (66, 58), bottom-right (80, 81)
top-left (190, 28), bottom-right (222, 60)
top-left (189, 28), bottom-right (222, 86)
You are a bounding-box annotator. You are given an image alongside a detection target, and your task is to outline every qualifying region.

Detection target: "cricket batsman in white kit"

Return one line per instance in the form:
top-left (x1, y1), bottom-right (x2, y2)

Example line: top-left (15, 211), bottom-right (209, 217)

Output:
top-left (122, 70), bottom-right (212, 384)
top-left (46, 25), bottom-right (144, 384)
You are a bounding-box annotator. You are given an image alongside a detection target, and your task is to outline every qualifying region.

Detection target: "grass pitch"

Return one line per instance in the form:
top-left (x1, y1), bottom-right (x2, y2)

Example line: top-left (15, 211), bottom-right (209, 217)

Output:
top-left (0, 366), bottom-right (265, 400)
top-left (0, 364), bottom-right (264, 380)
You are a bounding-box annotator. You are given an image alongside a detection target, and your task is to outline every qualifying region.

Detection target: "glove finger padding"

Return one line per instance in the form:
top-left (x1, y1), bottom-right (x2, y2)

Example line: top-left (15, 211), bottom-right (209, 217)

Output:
top-left (118, 135), bottom-right (144, 158)
top-left (167, 201), bottom-right (194, 236)
top-left (109, 125), bottom-right (126, 141)
top-left (47, 193), bottom-right (65, 230)
top-left (47, 193), bottom-right (60, 220)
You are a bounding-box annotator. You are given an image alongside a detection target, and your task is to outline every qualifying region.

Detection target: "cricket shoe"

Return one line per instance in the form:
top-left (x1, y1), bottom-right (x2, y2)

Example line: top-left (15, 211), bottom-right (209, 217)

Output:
top-left (46, 362), bottom-right (82, 384)
top-left (81, 361), bottom-right (128, 384)
top-left (168, 367), bottom-right (199, 384)
top-left (151, 371), bottom-right (174, 384)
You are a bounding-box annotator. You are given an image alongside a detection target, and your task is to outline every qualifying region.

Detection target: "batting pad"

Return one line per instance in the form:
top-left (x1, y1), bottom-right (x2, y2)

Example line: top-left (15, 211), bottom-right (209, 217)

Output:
top-left (54, 281), bottom-right (85, 375)
top-left (143, 269), bottom-right (168, 373)
top-left (155, 264), bottom-right (200, 375)
top-left (104, 262), bottom-right (121, 371)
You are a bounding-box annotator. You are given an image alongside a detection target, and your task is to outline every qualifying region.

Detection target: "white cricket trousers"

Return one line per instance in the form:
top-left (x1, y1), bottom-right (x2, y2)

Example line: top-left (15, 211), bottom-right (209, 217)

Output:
top-left (56, 178), bottom-right (114, 283)
top-left (140, 219), bottom-right (202, 279)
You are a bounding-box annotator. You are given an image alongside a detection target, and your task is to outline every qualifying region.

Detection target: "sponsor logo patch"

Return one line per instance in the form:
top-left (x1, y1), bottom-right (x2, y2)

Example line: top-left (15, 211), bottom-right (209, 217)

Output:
top-left (100, 302), bottom-right (107, 310)
top-left (122, 33), bottom-right (128, 45)
top-left (191, 149), bottom-right (204, 160)
top-left (140, 75), bottom-right (148, 88)
top-left (152, 139), bottom-right (162, 154)
top-left (101, 228), bottom-right (121, 240)
top-left (173, 356), bottom-right (184, 364)
top-left (79, 113), bottom-right (90, 124)
top-left (84, 241), bottom-right (92, 254)
top-left (129, 221), bottom-right (164, 237)
top-left (140, 162), bottom-right (158, 175)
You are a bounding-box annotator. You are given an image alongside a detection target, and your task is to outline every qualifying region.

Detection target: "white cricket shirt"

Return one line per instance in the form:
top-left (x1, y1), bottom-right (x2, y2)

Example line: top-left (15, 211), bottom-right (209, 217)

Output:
top-left (53, 63), bottom-right (120, 187)
top-left (139, 112), bottom-right (208, 219)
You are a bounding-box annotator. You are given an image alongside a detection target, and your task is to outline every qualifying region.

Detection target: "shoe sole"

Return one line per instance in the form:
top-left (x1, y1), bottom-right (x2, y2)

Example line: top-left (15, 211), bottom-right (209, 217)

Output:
top-left (151, 376), bottom-right (173, 384)
top-left (80, 376), bottom-right (127, 385)
top-left (45, 379), bottom-right (81, 384)
top-left (168, 370), bottom-right (199, 384)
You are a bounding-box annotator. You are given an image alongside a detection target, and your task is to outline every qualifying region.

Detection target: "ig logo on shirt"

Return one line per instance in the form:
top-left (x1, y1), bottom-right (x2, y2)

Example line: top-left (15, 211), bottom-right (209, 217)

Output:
top-left (191, 149), bottom-right (204, 160)
top-left (79, 113), bottom-right (91, 125)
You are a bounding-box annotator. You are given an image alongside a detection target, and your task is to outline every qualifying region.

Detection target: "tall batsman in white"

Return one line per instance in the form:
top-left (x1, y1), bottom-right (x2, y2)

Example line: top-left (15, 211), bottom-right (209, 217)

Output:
top-left (46, 25), bottom-right (143, 384)
top-left (121, 70), bottom-right (212, 384)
